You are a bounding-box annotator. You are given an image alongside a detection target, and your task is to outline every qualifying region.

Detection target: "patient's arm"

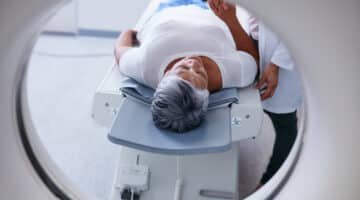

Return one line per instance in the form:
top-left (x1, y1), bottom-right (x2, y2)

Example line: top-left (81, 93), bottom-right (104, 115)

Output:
top-left (208, 0), bottom-right (259, 66)
top-left (114, 30), bottom-right (139, 64)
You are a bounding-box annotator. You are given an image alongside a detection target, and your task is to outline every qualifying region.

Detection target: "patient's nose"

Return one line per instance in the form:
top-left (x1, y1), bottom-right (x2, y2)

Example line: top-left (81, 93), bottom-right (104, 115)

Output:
top-left (187, 58), bottom-right (201, 69)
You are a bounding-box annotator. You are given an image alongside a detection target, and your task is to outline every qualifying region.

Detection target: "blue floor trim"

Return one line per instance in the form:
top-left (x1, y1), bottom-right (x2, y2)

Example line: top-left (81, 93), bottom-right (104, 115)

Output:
top-left (42, 31), bottom-right (77, 37)
top-left (42, 28), bottom-right (121, 38)
top-left (79, 29), bottom-right (120, 38)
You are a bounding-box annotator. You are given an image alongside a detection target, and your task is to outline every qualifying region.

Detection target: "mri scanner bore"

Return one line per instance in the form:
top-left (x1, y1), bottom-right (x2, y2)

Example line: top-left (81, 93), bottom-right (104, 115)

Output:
top-left (24, 0), bottom-right (304, 199)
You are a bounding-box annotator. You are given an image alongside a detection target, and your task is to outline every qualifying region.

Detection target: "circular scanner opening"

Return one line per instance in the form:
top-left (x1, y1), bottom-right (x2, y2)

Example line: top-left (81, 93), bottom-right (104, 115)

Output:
top-left (21, 1), bottom-right (305, 199)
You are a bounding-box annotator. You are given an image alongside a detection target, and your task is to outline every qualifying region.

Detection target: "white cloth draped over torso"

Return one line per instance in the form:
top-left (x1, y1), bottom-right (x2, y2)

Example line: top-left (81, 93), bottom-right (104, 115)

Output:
top-left (119, 5), bottom-right (257, 89)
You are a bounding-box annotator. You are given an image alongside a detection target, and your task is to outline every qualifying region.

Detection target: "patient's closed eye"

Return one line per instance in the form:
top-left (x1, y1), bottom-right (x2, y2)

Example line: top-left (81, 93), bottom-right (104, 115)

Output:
top-left (180, 65), bottom-right (190, 70)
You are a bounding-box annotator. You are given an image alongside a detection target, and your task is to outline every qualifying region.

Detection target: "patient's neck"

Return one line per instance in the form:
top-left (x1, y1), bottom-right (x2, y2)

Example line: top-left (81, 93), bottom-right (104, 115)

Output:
top-left (164, 56), bottom-right (222, 92)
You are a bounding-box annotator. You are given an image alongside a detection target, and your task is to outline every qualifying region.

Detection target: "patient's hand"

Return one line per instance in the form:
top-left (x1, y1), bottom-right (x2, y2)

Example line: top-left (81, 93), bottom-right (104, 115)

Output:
top-left (208, 0), bottom-right (237, 25)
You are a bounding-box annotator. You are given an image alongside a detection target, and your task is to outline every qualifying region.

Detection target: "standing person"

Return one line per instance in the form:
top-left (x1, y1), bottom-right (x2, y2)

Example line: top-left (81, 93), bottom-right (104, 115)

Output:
top-left (247, 16), bottom-right (303, 186)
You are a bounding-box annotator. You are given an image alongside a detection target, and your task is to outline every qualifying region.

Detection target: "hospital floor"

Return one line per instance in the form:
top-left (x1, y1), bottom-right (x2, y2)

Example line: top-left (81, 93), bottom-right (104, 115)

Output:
top-left (26, 34), bottom-right (276, 199)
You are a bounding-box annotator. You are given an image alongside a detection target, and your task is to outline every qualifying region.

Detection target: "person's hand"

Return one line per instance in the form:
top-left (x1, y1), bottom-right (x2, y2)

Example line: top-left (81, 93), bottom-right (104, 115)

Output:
top-left (208, 0), bottom-right (237, 25)
top-left (256, 63), bottom-right (279, 100)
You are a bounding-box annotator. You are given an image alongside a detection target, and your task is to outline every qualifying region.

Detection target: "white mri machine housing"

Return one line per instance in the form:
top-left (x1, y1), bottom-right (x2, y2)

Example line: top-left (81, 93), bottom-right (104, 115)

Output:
top-left (0, 0), bottom-right (359, 199)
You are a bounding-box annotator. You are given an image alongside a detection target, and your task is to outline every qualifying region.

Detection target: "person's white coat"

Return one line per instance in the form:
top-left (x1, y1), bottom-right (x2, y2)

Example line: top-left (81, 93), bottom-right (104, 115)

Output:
top-left (235, 14), bottom-right (303, 197)
top-left (257, 22), bottom-right (303, 113)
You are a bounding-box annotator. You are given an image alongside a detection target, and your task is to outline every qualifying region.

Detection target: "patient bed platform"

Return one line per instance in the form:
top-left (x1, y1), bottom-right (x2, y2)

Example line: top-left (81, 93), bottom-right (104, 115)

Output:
top-left (90, 1), bottom-right (263, 199)
top-left (91, 63), bottom-right (263, 199)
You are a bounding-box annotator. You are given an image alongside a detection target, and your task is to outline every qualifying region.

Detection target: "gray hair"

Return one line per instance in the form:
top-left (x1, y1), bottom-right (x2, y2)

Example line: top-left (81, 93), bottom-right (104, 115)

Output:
top-left (151, 76), bottom-right (209, 133)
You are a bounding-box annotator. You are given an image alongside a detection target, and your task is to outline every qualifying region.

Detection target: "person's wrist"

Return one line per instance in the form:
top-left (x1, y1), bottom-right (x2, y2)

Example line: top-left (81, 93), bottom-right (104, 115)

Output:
top-left (269, 63), bottom-right (279, 71)
top-left (268, 63), bottom-right (279, 76)
top-left (224, 17), bottom-right (239, 29)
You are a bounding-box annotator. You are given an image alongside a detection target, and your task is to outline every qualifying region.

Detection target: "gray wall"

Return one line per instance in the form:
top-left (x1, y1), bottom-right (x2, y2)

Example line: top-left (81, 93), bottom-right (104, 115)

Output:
top-left (78, 0), bottom-right (149, 31)
top-left (45, 0), bottom-right (150, 33)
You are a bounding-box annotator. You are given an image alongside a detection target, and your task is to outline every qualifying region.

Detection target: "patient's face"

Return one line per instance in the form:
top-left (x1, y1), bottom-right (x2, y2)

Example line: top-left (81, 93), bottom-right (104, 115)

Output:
top-left (166, 56), bottom-right (208, 90)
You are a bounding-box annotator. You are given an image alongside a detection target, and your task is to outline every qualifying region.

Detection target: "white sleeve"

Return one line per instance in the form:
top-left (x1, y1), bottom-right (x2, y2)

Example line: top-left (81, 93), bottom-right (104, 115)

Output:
top-left (118, 47), bottom-right (145, 85)
top-left (270, 41), bottom-right (295, 70)
top-left (220, 51), bottom-right (257, 88)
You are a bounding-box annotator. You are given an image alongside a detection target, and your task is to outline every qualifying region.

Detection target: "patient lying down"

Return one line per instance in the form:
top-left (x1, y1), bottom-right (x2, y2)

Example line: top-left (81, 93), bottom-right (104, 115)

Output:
top-left (115, 0), bottom-right (258, 133)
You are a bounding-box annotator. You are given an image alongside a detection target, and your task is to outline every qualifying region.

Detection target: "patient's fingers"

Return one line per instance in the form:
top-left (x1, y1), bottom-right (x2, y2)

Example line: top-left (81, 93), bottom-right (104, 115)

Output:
top-left (222, 1), bottom-right (229, 10)
top-left (210, 0), bottom-right (226, 14)
top-left (209, 0), bottom-right (220, 13)
top-left (208, 0), bottom-right (216, 12)
top-left (213, 0), bottom-right (221, 8)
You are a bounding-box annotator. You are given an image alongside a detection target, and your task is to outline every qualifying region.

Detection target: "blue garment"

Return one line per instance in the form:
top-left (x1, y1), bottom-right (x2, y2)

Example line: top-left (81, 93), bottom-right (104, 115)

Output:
top-left (156, 0), bottom-right (208, 12)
